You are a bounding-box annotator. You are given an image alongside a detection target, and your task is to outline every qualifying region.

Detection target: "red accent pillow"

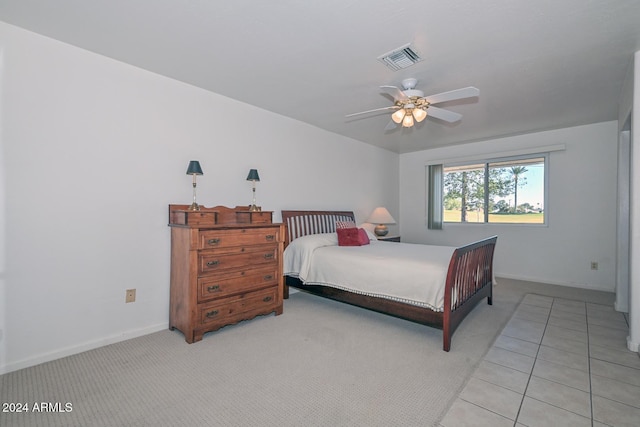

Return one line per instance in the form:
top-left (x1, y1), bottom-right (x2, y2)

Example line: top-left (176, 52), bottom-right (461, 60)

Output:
top-left (357, 228), bottom-right (370, 245)
top-left (337, 227), bottom-right (361, 246)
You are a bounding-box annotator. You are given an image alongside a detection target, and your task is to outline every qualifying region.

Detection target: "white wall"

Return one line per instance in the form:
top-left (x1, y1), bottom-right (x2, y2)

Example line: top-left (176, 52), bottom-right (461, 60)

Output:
top-left (624, 51), bottom-right (640, 353)
top-left (400, 121), bottom-right (618, 291)
top-left (616, 56), bottom-right (633, 314)
top-left (0, 22), bottom-right (399, 373)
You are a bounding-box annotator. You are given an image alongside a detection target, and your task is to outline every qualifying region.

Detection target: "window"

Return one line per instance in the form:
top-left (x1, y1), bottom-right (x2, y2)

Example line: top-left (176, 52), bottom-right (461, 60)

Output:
top-left (428, 154), bottom-right (546, 227)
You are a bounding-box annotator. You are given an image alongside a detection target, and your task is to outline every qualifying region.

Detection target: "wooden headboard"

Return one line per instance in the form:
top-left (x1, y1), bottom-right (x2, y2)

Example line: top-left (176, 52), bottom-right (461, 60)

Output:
top-left (281, 210), bottom-right (355, 247)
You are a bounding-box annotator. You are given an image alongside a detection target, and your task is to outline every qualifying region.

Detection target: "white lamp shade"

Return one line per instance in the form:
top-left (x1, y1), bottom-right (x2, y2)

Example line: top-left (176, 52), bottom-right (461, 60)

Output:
top-left (366, 207), bottom-right (396, 225)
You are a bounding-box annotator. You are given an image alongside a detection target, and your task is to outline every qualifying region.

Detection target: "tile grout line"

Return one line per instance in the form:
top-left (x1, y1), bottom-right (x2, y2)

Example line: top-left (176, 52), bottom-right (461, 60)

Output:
top-left (584, 301), bottom-right (594, 427)
top-left (537, 300), bottom-right (596, 423)
top-left (512, 298), bottom-right (553, 425)
top-left (453, 397), bottom-right (516, 425)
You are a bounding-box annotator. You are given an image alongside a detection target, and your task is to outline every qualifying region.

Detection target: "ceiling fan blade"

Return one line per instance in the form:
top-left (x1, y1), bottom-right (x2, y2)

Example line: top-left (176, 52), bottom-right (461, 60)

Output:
top-left (380, 85), bottom-right (409, 102)
top-left (345, 106), bottom-right (398, 118)
top-left (427, 106), bottom-right (463, 122)
top-left (425, 87), bottom-right (479, 105)
top-left (384, 120), bottom-right (397, 131)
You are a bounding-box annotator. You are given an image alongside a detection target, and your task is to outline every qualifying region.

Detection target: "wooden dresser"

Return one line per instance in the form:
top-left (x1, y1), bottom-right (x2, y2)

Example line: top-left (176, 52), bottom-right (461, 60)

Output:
top-left (168, 205), bottom-right (284, 343)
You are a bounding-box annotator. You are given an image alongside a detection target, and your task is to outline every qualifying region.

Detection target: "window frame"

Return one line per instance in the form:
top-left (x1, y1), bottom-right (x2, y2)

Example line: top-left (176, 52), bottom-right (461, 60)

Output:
top-left (428, 152), bottom-right (550, 228)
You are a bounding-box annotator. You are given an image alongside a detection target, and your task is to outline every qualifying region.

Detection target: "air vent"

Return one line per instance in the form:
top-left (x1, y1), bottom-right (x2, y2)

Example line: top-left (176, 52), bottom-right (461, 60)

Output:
top-left (377, 43), bottom-right (422, 71)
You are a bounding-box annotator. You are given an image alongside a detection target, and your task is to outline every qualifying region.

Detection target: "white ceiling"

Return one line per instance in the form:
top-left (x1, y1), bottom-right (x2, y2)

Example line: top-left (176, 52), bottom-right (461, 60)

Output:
top-left (1, 0), bottom-right (640, 153)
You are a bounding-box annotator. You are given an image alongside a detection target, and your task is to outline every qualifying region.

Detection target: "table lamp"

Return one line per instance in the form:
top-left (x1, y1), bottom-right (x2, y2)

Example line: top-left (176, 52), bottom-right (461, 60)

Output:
top-left (366, 207), bottom-right (396, 236)
top-left (246, 169), bottom-right (260, 211)
top-left (186, 160), bottom-right (203, 211)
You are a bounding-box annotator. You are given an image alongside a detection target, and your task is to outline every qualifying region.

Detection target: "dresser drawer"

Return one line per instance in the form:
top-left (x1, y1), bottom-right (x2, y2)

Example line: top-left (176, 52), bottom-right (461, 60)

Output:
top-left (197, 267), bottom-right (278, 302)
top-left (199, 227), bottom-right (280, 249)
top-left (198, 287), bottom-right (278, 326)
top-left (198, 245), bottom-right (278, 275)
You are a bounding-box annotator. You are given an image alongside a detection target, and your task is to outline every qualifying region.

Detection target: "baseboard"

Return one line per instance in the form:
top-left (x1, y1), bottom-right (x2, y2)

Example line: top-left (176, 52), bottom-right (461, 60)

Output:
top-left (495, 273), bottom-right (614, 292)
top-left (614, 300), bottom-right (629, 313)
top-left (628, 336), bottom-right (640, 353)
top-left (0, 323), bottom-right (167, 375)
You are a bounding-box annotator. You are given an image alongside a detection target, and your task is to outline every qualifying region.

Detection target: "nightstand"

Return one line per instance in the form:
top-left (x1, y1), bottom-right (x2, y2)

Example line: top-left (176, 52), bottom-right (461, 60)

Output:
top-left (377, 235), bottom-right (400, 242)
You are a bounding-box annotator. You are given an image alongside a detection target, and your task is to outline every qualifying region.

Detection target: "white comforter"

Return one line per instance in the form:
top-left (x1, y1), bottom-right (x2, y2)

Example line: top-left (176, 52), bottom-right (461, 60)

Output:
top-left (283, 232), bottom-right (457, 311)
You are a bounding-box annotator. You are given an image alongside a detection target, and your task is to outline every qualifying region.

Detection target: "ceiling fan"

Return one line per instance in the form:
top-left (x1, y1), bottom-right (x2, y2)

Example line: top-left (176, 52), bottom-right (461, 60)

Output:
top-left (346, 78), bottom-right (479, 130)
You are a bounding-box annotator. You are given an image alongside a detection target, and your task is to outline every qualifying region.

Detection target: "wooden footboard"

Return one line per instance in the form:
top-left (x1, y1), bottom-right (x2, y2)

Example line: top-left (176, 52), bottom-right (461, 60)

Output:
top-left (442, 236), bottom-right (497, 351)
top-left (281, 210), bottom-right (497, 351)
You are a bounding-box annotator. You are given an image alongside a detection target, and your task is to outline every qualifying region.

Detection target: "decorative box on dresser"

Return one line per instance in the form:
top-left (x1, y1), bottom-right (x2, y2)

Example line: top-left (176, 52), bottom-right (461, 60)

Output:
top-left (168, 205), bottom-right (284, 343)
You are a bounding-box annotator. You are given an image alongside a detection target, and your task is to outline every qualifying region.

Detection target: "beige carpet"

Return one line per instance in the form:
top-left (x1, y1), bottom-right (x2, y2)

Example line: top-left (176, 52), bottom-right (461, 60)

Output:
top-left (0, 279), bottom-right (614, 426)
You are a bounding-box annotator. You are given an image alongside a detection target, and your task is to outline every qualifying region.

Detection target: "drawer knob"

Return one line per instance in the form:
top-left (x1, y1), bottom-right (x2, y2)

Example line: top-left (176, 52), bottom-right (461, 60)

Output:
top-left (265, 235), bottom-right (275, 241)
top-left (207, 238), bottom-right (220, 246)
top-left (263, 253), bottom-right (274, 260)
top-left (206, 310), bottom-right (219, 318)
top-left (206, 260), bottom-right (220, 266)
top-left (207, 285), bottom-right (220, 292)
top-left (263, 275), bottom-right (273, 281)
top-left (263, 296), bottom-right (272, 302)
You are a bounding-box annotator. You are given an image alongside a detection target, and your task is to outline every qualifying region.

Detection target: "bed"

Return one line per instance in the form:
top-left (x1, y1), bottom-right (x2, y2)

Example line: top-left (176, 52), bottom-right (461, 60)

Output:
top-left (281, 210), bottom-right (497, 351)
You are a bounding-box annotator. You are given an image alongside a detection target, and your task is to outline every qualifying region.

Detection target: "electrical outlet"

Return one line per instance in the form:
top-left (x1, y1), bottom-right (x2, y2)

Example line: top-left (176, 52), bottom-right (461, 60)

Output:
top-left (126, 289), bottom-right (136, 303)
top-left (590, 262), bottom-right (598, 271)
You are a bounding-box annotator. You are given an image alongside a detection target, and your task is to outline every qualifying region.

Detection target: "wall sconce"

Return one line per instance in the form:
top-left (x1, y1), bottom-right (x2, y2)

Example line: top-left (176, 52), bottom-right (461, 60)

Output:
top-left (186, 160), bottom-right (203, 211)
top-left (366, 207), bottom-right (396, 236)
top-left (246, 169), bottom-right (260, 211)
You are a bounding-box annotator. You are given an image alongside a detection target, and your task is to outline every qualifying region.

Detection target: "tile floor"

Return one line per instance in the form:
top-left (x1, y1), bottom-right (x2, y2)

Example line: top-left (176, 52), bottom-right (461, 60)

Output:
top-left (440, 294), bottom-right (640, 427)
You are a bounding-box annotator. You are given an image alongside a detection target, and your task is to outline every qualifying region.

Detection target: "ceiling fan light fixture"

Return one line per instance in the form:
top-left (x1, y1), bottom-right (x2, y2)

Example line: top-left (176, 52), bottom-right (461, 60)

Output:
top-left (391, 109), bottom-right (406, 124)
top-left (413, 108), bottom-right (427, 122)
top-left (347, 79), bottom-right (478, 131)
